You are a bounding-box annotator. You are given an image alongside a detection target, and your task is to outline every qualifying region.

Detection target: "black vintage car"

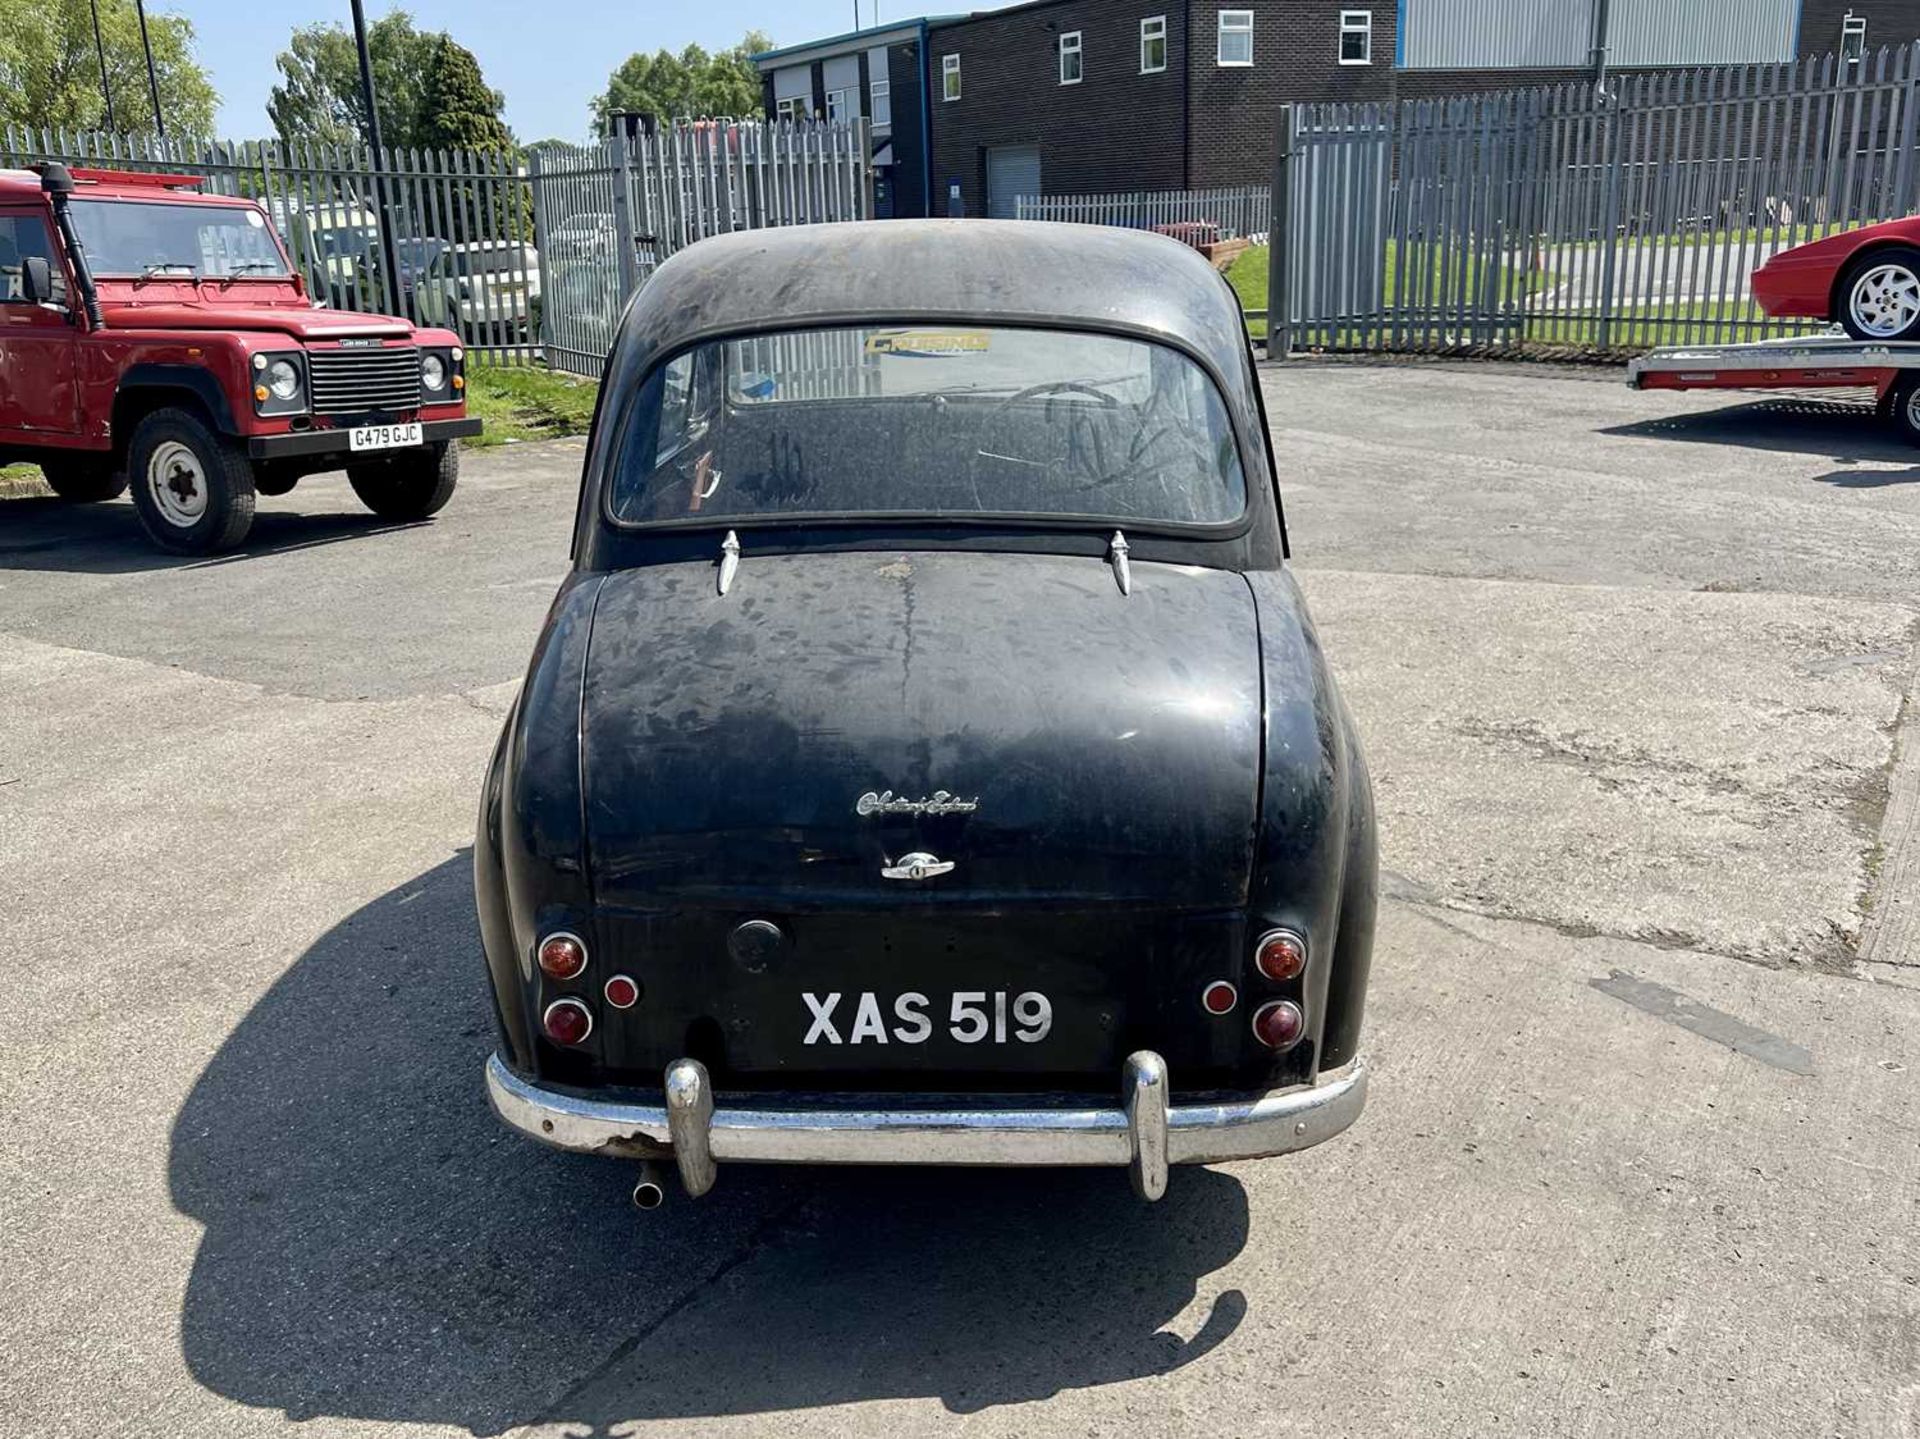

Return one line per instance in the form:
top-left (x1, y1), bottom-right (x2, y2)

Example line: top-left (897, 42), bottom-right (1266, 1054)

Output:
top-left (476, 220), bottom-right (1376, 1206)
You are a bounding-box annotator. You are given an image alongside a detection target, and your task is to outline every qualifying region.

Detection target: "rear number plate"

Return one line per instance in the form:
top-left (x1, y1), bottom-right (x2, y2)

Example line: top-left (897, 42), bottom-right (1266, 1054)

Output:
top-left (349, 421), bottom-right (423, 452)
top-left (803, 990), bottom-right (1053, 1046)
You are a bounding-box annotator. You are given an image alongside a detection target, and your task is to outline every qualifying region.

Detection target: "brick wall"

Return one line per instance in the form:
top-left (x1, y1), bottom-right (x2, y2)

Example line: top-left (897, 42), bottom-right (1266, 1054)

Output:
top-left (927, 1), bottom-right (1190, 219)
top-left (1185, 2), bottom-right (1405, 188)
top-left (1798, 0), bottom-right (1920, 59)
top-left (885, 41), bottom-right (931, 217)
top-left (922, 0), bottom-right (1920, 209)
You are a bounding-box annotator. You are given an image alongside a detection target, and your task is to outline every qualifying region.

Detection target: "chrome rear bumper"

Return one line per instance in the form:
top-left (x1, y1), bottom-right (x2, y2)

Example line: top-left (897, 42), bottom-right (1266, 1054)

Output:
top-left (484, 1050), bottom-right (1367, 1202)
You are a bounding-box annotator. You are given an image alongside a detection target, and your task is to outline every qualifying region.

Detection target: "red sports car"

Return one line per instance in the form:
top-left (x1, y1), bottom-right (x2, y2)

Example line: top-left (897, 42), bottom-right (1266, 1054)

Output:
top-left (1752, 216), bottom-right (1920, 342)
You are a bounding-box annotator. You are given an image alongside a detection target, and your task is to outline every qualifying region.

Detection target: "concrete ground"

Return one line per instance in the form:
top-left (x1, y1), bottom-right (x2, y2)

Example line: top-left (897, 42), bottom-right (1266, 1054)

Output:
top-left (4, 366), bottom-right (1920, 1438)
top-left (1535, 237), bottom-right (1788, 305)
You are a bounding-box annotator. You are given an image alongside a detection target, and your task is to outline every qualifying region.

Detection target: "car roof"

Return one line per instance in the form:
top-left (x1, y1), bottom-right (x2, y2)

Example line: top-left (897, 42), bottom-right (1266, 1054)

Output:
top-left (617, 219), bottom-right (1252, 383)
top-left (0, 167), bottom-right (261, 205)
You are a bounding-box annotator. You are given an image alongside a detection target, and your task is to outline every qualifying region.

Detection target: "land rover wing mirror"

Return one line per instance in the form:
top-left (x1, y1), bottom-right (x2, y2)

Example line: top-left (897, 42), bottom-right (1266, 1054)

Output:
top-left (20, 255), bottom-right (52, 305)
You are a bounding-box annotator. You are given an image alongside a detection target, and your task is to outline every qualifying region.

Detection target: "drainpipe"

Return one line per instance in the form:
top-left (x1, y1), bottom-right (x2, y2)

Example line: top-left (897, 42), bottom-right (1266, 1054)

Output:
top-left (1181, 0), bottom-right (1192, 189)
top-left (919, 18), bottom-right (934, 217)
top-left (1590, 0), bottom-right (1613, 94)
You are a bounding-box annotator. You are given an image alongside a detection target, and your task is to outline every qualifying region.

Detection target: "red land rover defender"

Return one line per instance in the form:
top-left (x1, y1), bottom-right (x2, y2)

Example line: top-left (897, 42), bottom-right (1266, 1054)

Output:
top-left (0, 162), bottom-right (481, 554)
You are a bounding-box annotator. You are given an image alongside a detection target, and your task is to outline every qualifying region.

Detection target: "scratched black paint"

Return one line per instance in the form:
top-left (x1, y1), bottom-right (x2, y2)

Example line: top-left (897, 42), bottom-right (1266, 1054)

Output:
top-left (475, 221), bottom-right (1374, 1098)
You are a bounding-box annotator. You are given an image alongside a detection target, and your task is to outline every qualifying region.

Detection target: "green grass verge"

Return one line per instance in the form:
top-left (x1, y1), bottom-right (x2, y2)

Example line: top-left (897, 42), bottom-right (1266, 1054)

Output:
top-left (1230, 242), bottom-right (1547, 343)
top-left (462, 361), bottom-right (600, 447)
top-left (1227, 247), bottom-right (1270, 340)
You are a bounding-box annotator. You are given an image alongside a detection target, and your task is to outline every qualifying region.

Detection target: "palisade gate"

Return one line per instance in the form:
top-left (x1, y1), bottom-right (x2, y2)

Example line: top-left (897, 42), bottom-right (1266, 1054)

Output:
top-left (1269, 44), bottom-right (1920, 357)
top-left (0, 119), bottom-right (874, 373)
top-left (530, 119), bottom-right (874, 375)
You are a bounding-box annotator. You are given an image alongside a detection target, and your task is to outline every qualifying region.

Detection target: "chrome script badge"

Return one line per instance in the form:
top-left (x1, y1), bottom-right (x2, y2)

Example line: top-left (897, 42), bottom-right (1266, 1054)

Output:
top-left (855, 789), bottom-right (979, 817)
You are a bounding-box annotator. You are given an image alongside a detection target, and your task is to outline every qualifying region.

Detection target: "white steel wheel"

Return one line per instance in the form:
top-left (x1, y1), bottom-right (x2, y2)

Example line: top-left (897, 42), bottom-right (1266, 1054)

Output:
top-left (146, 439), bottom-right (210, 529)
top-left (1847, 261), bottom-right (1920, 339)
top-left (125, 407), bottom-right (255, 555)
top-left (1889, 375), bottom-right (1920, 448)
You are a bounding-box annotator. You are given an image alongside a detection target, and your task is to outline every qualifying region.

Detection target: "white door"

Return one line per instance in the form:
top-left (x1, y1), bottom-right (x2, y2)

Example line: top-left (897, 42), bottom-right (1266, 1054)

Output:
top-left (986, 145), bottom-right (1042, 220)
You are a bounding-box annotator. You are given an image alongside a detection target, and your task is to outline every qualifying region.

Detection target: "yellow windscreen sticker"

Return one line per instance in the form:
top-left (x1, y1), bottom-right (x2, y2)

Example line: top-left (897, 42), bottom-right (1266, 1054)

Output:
top-left (865, 330), bottom-right (991, 355)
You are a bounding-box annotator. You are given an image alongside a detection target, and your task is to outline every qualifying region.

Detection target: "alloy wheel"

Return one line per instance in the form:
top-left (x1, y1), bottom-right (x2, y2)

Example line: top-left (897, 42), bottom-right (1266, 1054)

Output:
top-left (1849, 262), bottom-right (1920, 338)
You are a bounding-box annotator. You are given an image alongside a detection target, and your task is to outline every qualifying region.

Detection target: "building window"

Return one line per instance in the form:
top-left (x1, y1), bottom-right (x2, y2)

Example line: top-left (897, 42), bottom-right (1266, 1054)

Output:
top-left (1141, 15), bottom-right (1167, 73)
top-left (1059, 30), bottom-right (1083, 84)
top-left (943, 53), bottom-right (961, 101)
top-left (775, 96), bottom-right (806, 122)
top-left (870, 75), bottom-right (892, 127)
top-left (1339, 10), bottom-right (1372, 65)
top-left (826, 86), bottom-right (856, 122)
top-left (1842, 12), bottom-right (1867, 65)
top-left (1217, 10), bottom-right (1253, 66)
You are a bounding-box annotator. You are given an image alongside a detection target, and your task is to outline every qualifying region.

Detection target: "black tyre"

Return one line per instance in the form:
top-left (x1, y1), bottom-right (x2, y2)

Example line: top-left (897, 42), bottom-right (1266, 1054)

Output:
top-left (253, 470), bottom-right (300, 497)
top-left (125, 407), bottom-right (256, 555)
top-left (347, 441), bottom-right (459, 520)
top-left (1838, 245), bottom-right (1920, 343)
top-left (39, 458), bottom-right (128, 503)
top-left (1885, 373), bottom-right (1920, 448)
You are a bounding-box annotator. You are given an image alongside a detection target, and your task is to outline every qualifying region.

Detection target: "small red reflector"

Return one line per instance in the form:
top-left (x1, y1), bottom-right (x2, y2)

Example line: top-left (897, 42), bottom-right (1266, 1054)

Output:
top-left (1255, 928), bottom-right (1307, 983)
top-left (603, 974), bottom-right (641, 1009)
top-left (542, 998), bottom-right (593, 1046)
top-left (537, 932), bottom-right (587, 980)
top-left (1201, 980), bottom-right (1238, 1015)
top-left (1252, 999), bottom-right (1305, 1051)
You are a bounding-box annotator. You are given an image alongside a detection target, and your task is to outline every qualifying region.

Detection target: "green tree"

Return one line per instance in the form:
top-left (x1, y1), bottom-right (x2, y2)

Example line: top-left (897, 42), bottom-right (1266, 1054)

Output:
top-left (592, 30), bottom-right (771, 132)
top-left (0, 0), bottom-right (217, 134)
top-left (696, 30), bottom-right (772, 118)
top-left (414, 35), bottom-right (513, 153)
top-left (266, 10), bottom-right (439, 149)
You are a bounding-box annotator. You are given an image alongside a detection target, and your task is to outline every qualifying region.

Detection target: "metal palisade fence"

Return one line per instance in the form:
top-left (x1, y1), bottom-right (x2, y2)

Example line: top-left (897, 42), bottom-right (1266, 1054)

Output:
top-left (0, 119), bottom-right (872, 373)
top-left (1014, 185), bottom-right (1270, 241)
top-left (532, 119), bottom-right (873, 375)
top-left (1271, 43), bottom-right (1920, 357)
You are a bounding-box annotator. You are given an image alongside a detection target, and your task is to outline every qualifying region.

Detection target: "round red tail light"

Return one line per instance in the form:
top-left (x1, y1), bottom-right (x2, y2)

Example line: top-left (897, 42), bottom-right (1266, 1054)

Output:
top-left (603, 974), bottom-right (641, 1010)
top-left (1255, 928), bottom-right (1307, 983)
top-left (1201, 980), bottom-right (1239, 1015)
top-left (542, 997), bottom-right (593, 1046)
top-left (537, 932), bottom-right (588, 980)
top-left (1252, 999), bottom-right (1305, 1051)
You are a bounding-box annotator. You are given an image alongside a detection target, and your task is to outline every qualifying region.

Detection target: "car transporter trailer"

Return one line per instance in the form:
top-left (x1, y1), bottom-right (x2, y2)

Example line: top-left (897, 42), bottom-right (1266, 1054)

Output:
top-left (1628, 333), bottom-right (1920, 446)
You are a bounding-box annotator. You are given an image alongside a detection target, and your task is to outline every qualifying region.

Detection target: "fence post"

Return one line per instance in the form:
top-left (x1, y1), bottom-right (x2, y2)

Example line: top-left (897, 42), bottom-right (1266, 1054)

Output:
top-left (609, 130), bottom-right (640, 298)
top-left (527, 147), bottom-right (555, 362)
top-left (1593, 85), bottom-right (1625, 351)
top-left (1266, 105), bottom-right (1296, 356)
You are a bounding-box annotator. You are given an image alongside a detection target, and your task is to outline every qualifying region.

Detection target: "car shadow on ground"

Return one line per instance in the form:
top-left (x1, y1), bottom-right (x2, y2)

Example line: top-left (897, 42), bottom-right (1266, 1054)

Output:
top-left (169, 855), bottom-right (1250, 1435)
top-left (0, 493), bottom-right (424, 575)
top-left (1601, 395), bottom-right (1917, 464)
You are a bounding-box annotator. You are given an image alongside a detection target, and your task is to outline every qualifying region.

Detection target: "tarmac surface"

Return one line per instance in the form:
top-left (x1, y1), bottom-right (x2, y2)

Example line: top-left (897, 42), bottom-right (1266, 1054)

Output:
top-left (4, 361), bottom-right (1920, 1437)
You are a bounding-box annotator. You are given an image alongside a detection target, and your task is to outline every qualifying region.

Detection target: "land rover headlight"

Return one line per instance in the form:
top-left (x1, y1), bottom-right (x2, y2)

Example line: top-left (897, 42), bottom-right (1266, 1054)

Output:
top-left (267, 358), bottom-right (300, 400)
top-left (421, 353), bottom-right (447, 391)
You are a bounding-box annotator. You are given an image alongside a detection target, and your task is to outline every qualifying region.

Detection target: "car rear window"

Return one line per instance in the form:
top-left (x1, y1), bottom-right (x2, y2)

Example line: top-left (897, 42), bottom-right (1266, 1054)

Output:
top-left (606, 325), bottom-right (1247, 528)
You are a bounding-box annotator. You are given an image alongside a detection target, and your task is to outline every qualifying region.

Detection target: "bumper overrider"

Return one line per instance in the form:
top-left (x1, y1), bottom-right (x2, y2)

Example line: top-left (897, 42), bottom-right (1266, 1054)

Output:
top-left (484, 1051), bottom-right (1368, 1202)
top-left (247, 416), bottom-right (483, 459)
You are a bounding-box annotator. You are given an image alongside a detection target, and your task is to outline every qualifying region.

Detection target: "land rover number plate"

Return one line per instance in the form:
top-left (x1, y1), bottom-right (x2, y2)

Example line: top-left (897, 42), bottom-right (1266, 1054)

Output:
top-left (349, 421), bottom-right (423, 452)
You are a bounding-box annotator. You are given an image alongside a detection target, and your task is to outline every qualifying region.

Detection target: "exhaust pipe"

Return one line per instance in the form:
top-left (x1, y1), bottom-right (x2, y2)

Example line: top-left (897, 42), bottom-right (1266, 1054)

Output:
top-left (631, 1159), bottom-right (667, 1211)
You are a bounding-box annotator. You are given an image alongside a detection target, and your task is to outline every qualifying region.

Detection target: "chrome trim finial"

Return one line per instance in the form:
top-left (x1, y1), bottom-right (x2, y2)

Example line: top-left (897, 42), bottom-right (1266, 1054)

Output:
top-left (1108, 530), bottom-right (1131, 596)
top-left (717, 530), bottom-right (741, 596)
